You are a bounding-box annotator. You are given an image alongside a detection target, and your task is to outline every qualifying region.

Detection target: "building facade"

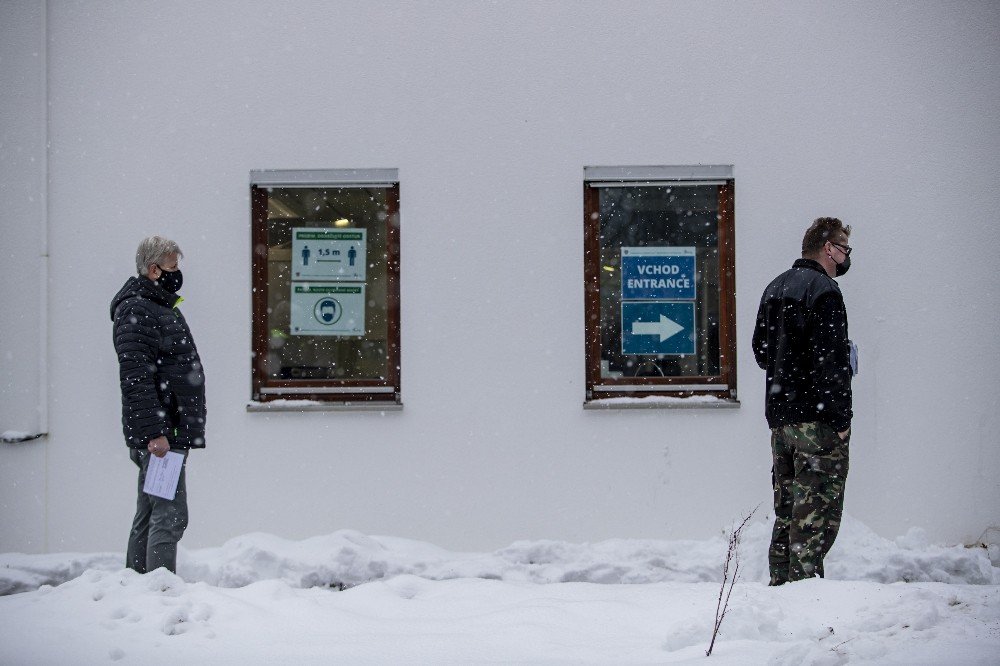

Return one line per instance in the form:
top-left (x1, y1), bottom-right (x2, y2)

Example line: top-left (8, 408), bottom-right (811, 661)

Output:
top-left (2, 1), bottom-right (998, 554)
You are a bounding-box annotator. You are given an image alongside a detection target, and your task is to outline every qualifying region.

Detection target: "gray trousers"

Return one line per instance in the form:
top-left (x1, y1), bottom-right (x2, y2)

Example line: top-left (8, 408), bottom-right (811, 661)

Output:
top-left (126, 449), bottom-right (189, 574)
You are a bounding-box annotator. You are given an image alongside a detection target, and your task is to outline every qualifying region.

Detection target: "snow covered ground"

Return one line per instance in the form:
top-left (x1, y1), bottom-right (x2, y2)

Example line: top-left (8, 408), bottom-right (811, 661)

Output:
top-left (2, 516), bottom-right (997, 664)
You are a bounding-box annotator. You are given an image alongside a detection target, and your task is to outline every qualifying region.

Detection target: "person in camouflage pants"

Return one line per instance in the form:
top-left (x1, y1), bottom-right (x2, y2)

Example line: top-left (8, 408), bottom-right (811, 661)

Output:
top-left (769, 422), bottom-right (849, 583)
top-left (753, 218), bottom-right (855, 585)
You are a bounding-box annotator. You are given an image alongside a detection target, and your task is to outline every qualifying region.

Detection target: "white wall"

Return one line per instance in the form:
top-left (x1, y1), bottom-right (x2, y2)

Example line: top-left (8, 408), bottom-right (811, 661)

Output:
top-left (2, 0), bottom-right (998, 554)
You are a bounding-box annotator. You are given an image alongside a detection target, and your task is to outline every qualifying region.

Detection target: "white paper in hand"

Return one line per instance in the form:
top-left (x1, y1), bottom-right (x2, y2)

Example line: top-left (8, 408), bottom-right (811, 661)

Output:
top-left (143, 451), bottom-right (184, 500)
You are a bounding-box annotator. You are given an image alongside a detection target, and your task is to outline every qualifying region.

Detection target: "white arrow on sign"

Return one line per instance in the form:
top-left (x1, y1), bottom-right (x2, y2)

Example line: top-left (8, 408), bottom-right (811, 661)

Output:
top-left (632, 314), bottom-right (684, 342)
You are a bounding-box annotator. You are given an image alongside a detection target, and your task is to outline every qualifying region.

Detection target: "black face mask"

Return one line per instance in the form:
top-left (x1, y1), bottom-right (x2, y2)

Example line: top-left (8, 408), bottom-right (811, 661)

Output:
top-left (834, 254), bottom-right (851, 277)
top-left (156, 266), bottom-right (183, 293)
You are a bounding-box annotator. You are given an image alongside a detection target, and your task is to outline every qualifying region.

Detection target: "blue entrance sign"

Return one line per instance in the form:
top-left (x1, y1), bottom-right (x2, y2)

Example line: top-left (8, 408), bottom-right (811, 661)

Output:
top-left (621, 247), bottom-right (696, 301)
top-left (621, 301), bottom-right (696, 356)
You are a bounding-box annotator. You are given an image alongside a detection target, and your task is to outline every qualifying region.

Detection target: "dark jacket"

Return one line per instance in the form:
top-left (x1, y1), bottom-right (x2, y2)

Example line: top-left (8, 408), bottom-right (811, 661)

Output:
top-left (110, 276), bottom-right (206, 449)
top-left (752, 259), bottom-right (852, 433)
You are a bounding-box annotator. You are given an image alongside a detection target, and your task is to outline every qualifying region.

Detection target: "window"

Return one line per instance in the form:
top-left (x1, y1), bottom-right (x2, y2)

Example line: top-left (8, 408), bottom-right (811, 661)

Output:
top-left (583, 166), bottom-right (737, 406)
top-left (250, 169), bottom-right (401, 408)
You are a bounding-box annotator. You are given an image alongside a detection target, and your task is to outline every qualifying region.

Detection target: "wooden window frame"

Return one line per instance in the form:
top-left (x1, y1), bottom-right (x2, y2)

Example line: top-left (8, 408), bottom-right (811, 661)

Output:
top-left (583, 167), bottom-right (737, 404)
top-left (250, 172), bottom-right (401, 405)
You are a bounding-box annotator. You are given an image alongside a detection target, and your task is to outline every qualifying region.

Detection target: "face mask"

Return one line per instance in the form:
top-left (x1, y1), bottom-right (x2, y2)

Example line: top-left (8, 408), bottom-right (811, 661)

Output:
top-left (834, 254), bottom-right (851, 277)
top-left (156, 266), bottom-right (183, 293)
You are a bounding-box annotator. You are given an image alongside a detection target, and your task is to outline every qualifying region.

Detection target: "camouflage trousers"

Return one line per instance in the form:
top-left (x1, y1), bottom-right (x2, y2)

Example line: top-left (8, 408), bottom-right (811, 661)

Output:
top-left (769, 422), bottom-right (849, 585)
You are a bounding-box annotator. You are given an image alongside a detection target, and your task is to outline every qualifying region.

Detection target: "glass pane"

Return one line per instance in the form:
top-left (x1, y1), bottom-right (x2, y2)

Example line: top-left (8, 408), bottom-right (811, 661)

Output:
top-left (597, 185), bottom-right (720, 379)
top-left (263, 186), bottom-right (391, 381)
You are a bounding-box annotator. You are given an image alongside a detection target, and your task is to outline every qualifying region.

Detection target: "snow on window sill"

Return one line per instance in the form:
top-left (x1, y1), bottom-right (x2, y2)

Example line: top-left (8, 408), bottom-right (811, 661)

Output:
top-left (583, 395), bottom-right (740, 410)
top-left (246, 400), bottom-right (403, 413)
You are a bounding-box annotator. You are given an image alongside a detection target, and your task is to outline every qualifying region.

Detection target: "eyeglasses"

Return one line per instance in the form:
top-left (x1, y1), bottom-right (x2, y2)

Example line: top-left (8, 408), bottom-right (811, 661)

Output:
top-left (830, 242), bottom-right (852, 256)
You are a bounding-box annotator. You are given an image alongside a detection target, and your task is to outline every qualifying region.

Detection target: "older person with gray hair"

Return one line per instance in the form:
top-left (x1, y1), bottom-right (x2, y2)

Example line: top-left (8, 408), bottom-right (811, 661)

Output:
top-left (110, 235), bottom-right (206, 574)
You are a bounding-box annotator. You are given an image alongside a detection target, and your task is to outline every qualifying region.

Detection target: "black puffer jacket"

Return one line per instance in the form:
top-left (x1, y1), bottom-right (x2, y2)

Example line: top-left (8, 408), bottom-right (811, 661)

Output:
top-left (752, 259), bottom-right (852, 433)
top-left (111, 277), bottom-right (206, 449)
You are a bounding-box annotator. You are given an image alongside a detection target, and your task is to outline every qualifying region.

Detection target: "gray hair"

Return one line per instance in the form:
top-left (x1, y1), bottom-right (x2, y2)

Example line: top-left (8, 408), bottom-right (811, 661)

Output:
top-left (135, 236), bottom-right (183, 275)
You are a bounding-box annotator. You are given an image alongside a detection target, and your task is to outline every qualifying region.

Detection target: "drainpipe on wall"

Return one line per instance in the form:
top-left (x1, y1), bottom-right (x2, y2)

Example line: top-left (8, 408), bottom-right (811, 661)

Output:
top-left (39, 0), bottom-right (49, 445)
top-left (41, 0), bottom-right (50, 552)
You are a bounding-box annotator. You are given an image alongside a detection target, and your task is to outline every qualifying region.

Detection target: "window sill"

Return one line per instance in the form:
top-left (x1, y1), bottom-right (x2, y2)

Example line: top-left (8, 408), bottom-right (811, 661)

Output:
top-left (584, 396), bottom-right (740, 410)
top-left (246, 400), bottom-right (403, 413)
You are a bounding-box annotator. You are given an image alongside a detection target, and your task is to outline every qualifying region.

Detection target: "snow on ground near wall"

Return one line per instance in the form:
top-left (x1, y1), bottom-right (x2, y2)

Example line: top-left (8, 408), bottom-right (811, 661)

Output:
top-left (1, 516), bottom-right (998, 663)
top-left (2, 515), bottom-right (995, 594)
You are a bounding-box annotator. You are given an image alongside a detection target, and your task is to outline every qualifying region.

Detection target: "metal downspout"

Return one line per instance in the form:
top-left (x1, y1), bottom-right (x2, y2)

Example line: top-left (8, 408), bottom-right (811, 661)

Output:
top-left (40, 0), bottom-right (50, 551)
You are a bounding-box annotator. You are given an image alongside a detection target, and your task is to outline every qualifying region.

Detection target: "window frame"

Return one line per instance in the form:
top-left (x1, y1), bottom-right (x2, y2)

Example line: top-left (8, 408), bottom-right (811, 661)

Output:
top-left (250, 169), bottom-right (401, 407)
top-left (583, 165), bottom-right (737, 405)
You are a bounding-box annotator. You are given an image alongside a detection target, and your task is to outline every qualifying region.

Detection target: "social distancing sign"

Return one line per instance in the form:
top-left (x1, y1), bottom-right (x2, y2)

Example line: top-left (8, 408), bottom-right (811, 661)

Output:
top-left (289, 225), bottom-right (368, 337)
top-left (292, 228), bottom-right (367, 282)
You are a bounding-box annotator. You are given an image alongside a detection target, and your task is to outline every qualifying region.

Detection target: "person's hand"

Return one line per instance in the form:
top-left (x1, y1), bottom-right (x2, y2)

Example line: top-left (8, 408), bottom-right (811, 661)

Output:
top-left (838, 428), bottom-right (851, 440)
top-left (148, 435), bottom-right (170, 457)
